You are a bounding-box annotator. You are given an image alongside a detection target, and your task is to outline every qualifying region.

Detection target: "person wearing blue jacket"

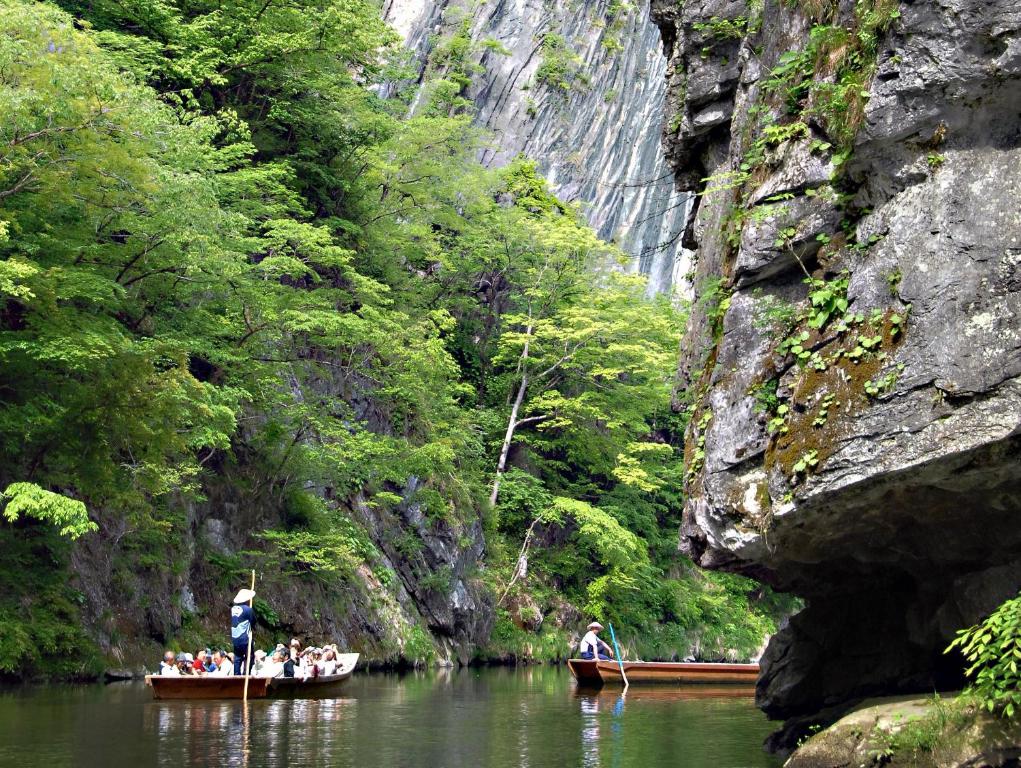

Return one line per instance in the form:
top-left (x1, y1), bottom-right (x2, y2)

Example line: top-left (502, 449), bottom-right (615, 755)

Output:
top-left (230, 588), bottom-right (257, 675)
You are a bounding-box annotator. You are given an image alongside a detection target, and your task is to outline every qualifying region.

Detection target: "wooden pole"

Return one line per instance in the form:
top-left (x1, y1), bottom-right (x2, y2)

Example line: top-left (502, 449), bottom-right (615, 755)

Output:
top-left (242, 569), bottom-right (255, 703)
top-left (608, 622), bottom-right (629, 691)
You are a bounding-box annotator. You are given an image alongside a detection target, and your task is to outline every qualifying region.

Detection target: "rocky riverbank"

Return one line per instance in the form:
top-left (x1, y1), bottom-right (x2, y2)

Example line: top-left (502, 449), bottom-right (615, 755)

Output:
top-left (787, 695), bottom-right (1021, 768)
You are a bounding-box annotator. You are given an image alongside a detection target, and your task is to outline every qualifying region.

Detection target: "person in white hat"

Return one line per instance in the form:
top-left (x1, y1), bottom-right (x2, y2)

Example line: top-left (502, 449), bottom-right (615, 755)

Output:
top-left (578, 621), bottom-right (614, 661)
top-left (230, 588), bottom-right (257, 675)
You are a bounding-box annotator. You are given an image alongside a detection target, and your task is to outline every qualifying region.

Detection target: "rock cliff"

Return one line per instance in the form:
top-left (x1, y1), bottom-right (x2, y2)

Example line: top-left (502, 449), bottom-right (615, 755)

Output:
top-left (384, 0), bottom-right (692, 293)
top-left (651, 0), bottom-right (1021, 721)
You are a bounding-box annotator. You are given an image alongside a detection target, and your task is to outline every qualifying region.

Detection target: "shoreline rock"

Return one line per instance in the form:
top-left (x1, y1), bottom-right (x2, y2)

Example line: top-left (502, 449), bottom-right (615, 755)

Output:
top-left (786, 695), bottom-right (1021, 768)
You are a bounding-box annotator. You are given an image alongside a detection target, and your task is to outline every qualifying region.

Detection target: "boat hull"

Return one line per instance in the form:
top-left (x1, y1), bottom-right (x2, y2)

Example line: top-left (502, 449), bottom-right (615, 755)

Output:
top-left (146, 675), bottom-right (272, 700)
top-left (567, 658), bottom-right (759, 687)
top-left (566, 659), bottom-right (602, 685)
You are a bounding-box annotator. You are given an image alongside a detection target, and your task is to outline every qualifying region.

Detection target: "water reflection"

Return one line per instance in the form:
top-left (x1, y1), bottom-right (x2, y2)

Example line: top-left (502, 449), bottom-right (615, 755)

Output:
top-left (0, 668), bottom-right (780, 768)
top-left (580, 693), bottom-right (601, 767)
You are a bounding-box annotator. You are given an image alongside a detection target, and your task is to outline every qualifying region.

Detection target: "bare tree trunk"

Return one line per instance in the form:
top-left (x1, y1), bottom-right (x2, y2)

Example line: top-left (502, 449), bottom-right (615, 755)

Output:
top-left (497, 516), bottom-right (541, 607)
top-left (489, 306), bottom-right (534, 508)
top-left (490, 369), bottom-right (527, 508)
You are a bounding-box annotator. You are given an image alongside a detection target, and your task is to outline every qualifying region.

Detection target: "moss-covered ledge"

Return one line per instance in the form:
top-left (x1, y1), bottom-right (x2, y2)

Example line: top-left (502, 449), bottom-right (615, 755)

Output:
top-left (786, 695), bottom-right (1021, 768)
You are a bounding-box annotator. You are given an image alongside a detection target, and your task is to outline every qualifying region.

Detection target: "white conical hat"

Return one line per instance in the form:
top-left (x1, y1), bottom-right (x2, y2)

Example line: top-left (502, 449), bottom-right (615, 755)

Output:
top-left (233, 588), bottom-right (256, 604)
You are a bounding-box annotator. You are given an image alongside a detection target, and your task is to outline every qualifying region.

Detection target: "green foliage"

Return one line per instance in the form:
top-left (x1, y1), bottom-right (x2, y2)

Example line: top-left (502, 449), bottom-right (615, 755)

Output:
top-left (693, 15), bottom-right (749, 42)
top-left (402, 624), bottom-right (435, 666)
top-left (806, 272), bottom-right (851, 329)
top-left (2, 483), bottom-right (95, 539)
top-left (947, 592), bottom-right (1021, 718)
top-left (0, 526), bottom-right (102, 678)
top-left (535, 34), bottom-right (586, 94)
top-left (482, 613), bottom-right (571, 662)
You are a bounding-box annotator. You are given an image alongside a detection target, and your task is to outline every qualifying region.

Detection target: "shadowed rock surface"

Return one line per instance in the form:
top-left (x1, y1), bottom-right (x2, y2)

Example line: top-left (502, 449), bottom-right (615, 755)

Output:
top-left (650, 0), bottom-right (1021, 722)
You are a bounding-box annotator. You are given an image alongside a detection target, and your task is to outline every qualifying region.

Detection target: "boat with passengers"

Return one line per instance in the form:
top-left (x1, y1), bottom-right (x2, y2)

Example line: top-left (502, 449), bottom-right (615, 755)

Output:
top-left (146, 653), bottom-right (359, 700)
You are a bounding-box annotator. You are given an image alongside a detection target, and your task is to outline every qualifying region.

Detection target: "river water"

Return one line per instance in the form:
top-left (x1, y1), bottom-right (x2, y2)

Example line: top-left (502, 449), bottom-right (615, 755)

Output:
top-left (0, 667), bottom-right (782, 768)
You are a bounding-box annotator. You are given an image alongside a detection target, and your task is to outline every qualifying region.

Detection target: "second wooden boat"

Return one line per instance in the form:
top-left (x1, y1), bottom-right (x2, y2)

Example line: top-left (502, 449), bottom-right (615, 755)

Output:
top-left (567, 658), bottom-right (758, 687)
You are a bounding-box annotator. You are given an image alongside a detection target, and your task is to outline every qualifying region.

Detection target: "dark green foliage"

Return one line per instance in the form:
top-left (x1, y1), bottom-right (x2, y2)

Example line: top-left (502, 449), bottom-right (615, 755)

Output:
top-left (0, 526), bottom-right (102, 678)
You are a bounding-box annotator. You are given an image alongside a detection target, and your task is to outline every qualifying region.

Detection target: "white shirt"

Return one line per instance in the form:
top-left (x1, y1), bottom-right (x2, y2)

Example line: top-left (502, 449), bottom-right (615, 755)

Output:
top-left (210, 661), bottom-right (233, 676)
top-left (159, 662), bottom-right (181, 676)
top-left (260, 660), bottom-right (285, 678)
top-left (580, 631), bottom-right (605, 656)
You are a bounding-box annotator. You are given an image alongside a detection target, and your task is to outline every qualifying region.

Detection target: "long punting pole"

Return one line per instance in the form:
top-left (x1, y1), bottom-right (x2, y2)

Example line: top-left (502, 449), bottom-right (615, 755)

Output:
top-left (607, 622), bottom-right (629, 691)
top-left (242, 569), bottom-right (255, 704)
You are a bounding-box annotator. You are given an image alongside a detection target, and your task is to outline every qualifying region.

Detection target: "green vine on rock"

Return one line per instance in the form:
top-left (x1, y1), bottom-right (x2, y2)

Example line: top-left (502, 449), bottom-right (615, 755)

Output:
top-left (947, 591), bottom-right (1021, 718)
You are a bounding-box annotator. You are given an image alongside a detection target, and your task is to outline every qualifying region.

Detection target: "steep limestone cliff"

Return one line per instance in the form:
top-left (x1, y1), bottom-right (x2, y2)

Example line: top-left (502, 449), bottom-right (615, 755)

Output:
top-left (384, 0), bottom-right (692, 293)
top-left (651, 0), bottom-right (1021, 722)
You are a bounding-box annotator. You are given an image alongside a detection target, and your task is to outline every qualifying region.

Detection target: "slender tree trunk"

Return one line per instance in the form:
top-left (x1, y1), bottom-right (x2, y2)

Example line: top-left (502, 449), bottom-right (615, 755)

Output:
top-left (490, 317), bottom-right (533, 508)
top-left (497, 516), bottom-right (541, 607)
top-left (490, 369), bottom-right (527, 508)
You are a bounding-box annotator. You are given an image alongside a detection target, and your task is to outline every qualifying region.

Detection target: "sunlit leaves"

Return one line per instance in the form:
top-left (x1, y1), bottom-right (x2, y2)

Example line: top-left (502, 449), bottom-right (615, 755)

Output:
top-left (1, 483), bottom-right (95, 539)
top-left (947, 592), bottom-right (1021, 718)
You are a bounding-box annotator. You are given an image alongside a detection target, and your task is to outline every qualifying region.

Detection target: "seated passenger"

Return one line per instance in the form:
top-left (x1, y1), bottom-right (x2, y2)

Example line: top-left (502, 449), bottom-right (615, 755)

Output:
top-left (159, 651), bottom-right (180, 676)
top-left (578, 622), bottom-right (614, 661)
top-left (260, 650), bottom-right (286, 678)
top-left (192, 649), bottom-right (213, 675)
top-left (319, 649), bottom-right (337, 676)
top-left (210, 649), bottom-right (233, 676)
top-left (281, 651), bottom-right (296, 678)
top-left (303, 648), bottom-right (322, 679)
top-left (176, 653), bottom-right (194, 675)
top-left (251, 649), bottom-right (267, 676)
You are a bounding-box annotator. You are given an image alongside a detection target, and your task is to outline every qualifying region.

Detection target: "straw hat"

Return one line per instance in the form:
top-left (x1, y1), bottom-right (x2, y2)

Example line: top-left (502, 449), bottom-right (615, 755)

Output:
top-left (233, 588), bottom-right (256, 604)
top-left (587, 621), bottom-right (604, 631)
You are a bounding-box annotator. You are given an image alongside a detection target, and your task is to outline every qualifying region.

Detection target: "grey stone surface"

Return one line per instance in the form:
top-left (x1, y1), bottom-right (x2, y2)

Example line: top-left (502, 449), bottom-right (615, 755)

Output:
top-left (786, 695), bottom-right (1021, 768)
top-left (384, 0), bottom-right (693, 294)
top-left (651, 0), bottom-right (1021, 721)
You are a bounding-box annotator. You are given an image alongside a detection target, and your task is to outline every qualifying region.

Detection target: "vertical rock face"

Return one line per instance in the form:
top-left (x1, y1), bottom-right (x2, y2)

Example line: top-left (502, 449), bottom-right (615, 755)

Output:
top-left (651, 0), bottom-right (1021, 720)
top-left (384, 0), bottom-right (692, 294)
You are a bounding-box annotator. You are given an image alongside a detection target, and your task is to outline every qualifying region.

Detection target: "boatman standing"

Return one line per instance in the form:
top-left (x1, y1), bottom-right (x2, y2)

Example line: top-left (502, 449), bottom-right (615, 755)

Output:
top-left (578, 621), bottom-right (614, 661)
top-left (230, 588), bottom-right (256, 675)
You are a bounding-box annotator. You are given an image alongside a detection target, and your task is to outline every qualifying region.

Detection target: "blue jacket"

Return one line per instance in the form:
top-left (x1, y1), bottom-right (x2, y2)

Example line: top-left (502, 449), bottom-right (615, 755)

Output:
top-left (230, 603), bottom-right (255, 646)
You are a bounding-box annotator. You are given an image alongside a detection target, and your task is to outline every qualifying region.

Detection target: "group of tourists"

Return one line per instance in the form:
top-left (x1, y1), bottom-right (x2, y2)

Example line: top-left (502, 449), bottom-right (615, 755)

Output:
top-left (157, 586), bottom-right (347, 680)
top-left (158, 648), bottom-right (233, 677)
top-left (157, 637), bottom-right (343, 680)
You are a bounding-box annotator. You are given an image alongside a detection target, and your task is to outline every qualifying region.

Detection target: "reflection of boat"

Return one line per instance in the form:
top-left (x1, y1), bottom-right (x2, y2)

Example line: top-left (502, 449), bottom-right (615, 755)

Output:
top-left (146, 654), bottom-right (358, 700)
top-left (567, 658), bottom-right (758, 686)
top-left (573, 685), bottom-right (755, 701)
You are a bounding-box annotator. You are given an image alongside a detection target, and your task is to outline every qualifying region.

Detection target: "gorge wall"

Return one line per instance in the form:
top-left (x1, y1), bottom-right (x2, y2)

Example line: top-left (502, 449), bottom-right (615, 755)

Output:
top-left (651, 0), bottom-right (1021, 724)
top-left (384, 0), bottom-right (692, 294)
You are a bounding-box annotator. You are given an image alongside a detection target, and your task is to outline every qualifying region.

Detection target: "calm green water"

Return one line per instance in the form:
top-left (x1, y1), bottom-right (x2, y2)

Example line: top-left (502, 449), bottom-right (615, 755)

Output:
top-left (0, 667), bottom-right (782, 768)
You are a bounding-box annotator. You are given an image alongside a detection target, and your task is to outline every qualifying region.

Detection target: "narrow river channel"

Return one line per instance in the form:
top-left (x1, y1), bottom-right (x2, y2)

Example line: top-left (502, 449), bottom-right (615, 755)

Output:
top-left (0, 666), bottom-right (782, 767)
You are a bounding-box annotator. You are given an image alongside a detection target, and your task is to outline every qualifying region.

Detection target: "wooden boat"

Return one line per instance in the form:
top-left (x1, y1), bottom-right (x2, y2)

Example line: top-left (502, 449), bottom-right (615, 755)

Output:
top-left (146, 653), bottom-right (358, 700)
top-left (567, 658), bottom-right (759, 687)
